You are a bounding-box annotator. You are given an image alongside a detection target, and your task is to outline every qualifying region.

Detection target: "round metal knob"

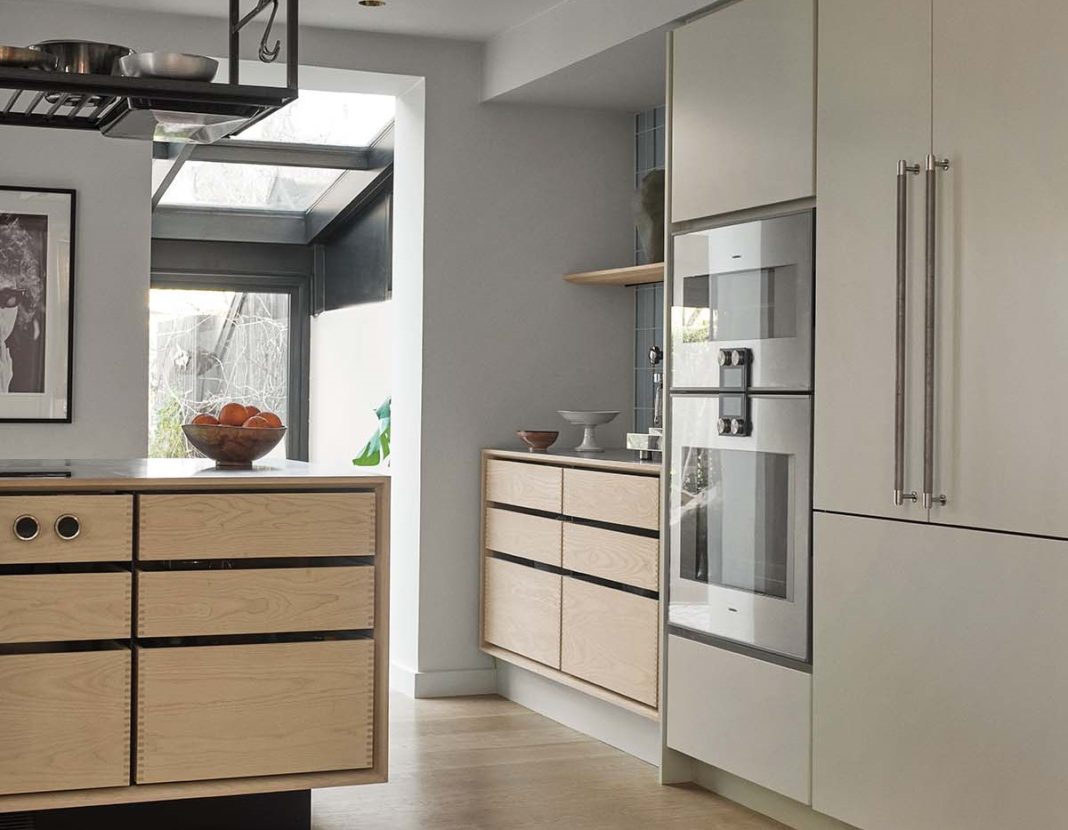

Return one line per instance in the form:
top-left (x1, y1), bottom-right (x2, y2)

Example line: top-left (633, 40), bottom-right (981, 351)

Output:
top-left (730, 418), bottom-right (748, 436)
top-left (54, 514), bottom-right (81, 541)
top-left (717, 417), bottom-right (732, 435)
top-left (729, 349), bottom-right (747, 367)
top-left (718, 349), bottom-right (731, 366)
top-left (13, 515), bottom-right (39, 541)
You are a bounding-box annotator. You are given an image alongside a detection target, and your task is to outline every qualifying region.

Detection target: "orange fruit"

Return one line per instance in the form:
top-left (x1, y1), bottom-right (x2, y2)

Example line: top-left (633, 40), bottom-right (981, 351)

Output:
top-left (191, 413), bottom-right (219, 426)
top-left (243, 415), bottom-right (271, 429)
top-left (218, 402), bottom-right (248, 426)
top-left (258, 411), bottom-right (283, 428)
top-left (245, 405), bottom-right (261, 417)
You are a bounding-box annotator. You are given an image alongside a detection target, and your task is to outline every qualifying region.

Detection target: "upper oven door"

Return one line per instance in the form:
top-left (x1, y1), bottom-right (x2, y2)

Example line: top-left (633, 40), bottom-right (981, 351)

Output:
top-left (668, 393), bottom-right (811, 662)
top-left (671, 210), bottom-right (813, 392)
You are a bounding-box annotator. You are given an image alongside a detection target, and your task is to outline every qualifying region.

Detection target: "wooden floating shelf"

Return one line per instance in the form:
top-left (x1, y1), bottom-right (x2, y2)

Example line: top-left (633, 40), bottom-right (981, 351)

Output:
top-left (563, 262), bottom-right (664, 286)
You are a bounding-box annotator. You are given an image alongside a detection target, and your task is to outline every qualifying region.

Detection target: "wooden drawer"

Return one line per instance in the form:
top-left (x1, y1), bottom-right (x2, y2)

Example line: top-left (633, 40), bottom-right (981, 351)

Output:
top-left (138, 492), bottom-right (376, 560)
top-left (485, 507), bottom-right (561, 567)
top-left (562, 469), bottom-right (659, 531)
top-left (0, 649), bottom-right (131, 795)
top-left (0, 495), bottom-right (132, 564)
top-left (561, 577), bottom-right (658, 707)
top-left (485, 459), bottom-right (562, 513)
top-left (483, 556), bottom-right (561, 668)
top-left (137, 566), bottom-right (374, 638)
top-left (137, 639), bottom-right (374, 784)
top-left (0, 572), bottom-right (131, 643)
top-left (563, 523), bottom-right (659, 592)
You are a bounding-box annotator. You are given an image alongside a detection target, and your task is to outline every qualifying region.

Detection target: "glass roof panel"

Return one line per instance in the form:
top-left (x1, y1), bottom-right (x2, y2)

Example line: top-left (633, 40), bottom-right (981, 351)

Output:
top-left (237, 90), bottom-right (396, 147)
top-left (157, 160), bottom-right (343, 212)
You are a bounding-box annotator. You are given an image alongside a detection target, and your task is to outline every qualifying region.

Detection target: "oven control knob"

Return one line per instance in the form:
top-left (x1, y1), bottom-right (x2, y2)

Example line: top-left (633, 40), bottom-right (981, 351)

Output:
top-left (730, 349), bottom-right (748, 367)
top-left (730, 417), bottom-right (749, 436)
top-left (718, 349), bottom-right (731, 367)
top-left (717, 417), bottom-right (732, 435)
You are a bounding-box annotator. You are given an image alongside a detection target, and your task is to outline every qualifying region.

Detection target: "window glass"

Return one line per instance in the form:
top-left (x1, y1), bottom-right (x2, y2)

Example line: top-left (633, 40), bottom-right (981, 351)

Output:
top-left (157, 161), bottom-right (342, 212)
top-left (148, 288), bottom-right (290, 459)
top-left (238, 90), bottom-right (395, 146)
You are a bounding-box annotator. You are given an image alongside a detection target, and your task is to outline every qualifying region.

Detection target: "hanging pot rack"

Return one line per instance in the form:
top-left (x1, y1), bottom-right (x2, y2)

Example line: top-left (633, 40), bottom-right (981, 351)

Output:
top-left (0, 0), bottom-right (299, 141)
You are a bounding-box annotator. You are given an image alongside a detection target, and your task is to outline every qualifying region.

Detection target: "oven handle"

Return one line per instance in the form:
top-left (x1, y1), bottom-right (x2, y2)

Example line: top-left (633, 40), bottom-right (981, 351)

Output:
top-left (894, 160), bottom-right (920, 506)
top-left (923, 154), bottom-right (950, 509)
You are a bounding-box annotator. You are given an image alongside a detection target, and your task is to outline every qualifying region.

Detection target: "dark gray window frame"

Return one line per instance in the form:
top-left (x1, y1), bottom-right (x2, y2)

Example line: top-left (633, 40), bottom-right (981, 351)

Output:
top-left (149, 267), bottom-right (312, 461)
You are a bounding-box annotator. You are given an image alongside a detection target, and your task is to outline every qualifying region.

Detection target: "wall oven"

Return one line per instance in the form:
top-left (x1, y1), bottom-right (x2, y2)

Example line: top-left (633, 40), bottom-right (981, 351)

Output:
top-left (668, 209), bottom-right (814, 664)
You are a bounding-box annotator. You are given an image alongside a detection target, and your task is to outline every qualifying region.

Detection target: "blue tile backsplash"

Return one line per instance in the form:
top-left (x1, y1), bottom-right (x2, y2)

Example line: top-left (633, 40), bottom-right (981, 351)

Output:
top-left (633, 106), bottom-right (665, 433)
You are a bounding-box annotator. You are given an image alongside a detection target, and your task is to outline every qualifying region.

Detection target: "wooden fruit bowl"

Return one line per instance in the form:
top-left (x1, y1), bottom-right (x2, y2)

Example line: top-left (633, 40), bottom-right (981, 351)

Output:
top-left (182, 424), bottom-right (286, 468)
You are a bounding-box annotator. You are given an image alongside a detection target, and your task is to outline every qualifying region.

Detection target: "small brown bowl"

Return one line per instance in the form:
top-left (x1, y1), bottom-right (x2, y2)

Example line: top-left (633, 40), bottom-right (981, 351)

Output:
top-left (517, 430), bottom-right (559, 453)
top-left (182, 424), bottom-right (287, 468)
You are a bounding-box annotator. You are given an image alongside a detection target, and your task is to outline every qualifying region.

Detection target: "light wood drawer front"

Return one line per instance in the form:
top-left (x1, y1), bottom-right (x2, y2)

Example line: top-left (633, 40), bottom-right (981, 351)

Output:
top-left (0, 495), bottom-right (132, 564)
top-left (139, 492), bottom-right (376, 560)
top-left (483, 557), bottom-right (561, 668)
top-left (485, 460), bottom-right (562, 513)
top-left (138, 566), bottom-right (374, 638)
top-left (0, 572), bottom-right (132, 643)
top-left (0, 650), bottom-right (131, 795)
top-left (562, 469), bottom-right (660, 531)
top-left (137, 639), bottom-right (374, 784)
top-left (561, 577), bottom-right (658, 707)
top-left (485, 508), bottom-right (561, 567)
top-left (563, 523), bottom-right (659, 592)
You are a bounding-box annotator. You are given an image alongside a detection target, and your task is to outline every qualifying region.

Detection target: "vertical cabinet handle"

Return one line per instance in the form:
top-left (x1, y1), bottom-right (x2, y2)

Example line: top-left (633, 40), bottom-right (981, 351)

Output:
top-left (923, 154), bottom-right (950, 509)
top-left (895, 160), bottom-right (920, 506)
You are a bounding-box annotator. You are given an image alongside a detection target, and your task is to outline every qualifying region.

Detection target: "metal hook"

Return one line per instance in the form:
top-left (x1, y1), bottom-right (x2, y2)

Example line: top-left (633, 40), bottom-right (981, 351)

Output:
top-left (233, 0), bottom-right (282, 64)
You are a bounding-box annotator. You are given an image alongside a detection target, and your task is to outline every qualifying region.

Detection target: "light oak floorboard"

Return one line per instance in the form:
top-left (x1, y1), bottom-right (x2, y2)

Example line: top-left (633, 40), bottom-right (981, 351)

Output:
top-left (312, 694), bottom-right (786, 830)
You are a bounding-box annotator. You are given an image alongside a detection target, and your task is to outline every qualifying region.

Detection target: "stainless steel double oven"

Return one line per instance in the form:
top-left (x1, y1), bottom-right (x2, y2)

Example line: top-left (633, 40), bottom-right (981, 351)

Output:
top-left (668, 209), bottom-right (813, 663)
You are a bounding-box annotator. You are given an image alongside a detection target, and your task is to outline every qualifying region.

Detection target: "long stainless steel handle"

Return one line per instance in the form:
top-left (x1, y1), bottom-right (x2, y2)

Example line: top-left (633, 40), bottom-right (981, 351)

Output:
top-left (923, 154), bottom-right (950, 509)
top-left (894, 160), bottom-right (920, 506)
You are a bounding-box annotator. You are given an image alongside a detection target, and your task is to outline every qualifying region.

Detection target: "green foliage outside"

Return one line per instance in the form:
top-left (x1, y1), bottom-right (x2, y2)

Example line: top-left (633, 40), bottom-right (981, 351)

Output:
top-left (150, 395), bottom-right (188, 458)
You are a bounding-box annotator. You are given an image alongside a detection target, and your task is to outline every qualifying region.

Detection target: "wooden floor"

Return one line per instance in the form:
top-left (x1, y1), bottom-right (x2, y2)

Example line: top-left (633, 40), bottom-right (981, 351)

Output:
top-left (312, 693), bottom-right (787, 829)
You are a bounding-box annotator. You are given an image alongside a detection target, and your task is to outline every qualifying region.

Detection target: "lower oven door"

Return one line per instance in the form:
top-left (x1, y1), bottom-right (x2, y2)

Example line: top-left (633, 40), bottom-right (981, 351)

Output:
top-left (668, 393), bottom-right (811, 662)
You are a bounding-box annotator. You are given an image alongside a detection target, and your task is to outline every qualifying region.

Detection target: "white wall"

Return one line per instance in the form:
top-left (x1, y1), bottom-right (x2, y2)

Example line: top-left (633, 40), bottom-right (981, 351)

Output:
top-left (0, 128), bottom-right (151, 459)
top-left (0, 2), bottom-right (635, 696)
top-left (309, 301), bottom-right (393, 467)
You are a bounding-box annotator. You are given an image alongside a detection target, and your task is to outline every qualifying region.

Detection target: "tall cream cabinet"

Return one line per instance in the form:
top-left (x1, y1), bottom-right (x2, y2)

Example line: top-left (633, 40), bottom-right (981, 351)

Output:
top-left (814, 2), bottom-right (1068, 828)
top-left (671, 0), bottom-right (815, 223)
top-left (815, 0), bottom-right (1068, 538)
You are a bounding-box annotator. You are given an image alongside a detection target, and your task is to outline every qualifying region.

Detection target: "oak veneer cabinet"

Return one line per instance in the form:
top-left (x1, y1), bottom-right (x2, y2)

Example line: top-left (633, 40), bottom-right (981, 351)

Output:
top-left (0, 459), bottom-right (388, 814)
top-left (481, 449), bottom-right (662, 718)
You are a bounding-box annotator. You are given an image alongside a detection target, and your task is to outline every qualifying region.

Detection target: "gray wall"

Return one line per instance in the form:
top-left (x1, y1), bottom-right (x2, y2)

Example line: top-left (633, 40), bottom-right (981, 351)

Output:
top-left (0, 128), bottom-right (151, 458)
top-left (0, 1), bottom-right (635, 695)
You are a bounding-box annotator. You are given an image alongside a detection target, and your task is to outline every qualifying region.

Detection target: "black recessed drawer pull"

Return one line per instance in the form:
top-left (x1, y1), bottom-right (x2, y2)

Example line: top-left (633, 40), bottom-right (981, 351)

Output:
top-left (54, 514), bottom-right (81, 541)
top-left (13, 515), bottom-right (40, 541)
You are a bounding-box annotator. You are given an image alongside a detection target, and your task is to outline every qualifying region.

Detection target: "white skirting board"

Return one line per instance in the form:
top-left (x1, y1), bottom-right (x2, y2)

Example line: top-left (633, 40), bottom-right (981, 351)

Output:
top-left (390, 661), bottom-right (498, 698)
top-left (495, 661), bottom-right (660, 765)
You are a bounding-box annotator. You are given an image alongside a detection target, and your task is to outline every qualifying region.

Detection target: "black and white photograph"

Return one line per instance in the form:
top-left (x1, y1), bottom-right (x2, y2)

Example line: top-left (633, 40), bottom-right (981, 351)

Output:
top-left (0, 186), bottom-right (74, 422)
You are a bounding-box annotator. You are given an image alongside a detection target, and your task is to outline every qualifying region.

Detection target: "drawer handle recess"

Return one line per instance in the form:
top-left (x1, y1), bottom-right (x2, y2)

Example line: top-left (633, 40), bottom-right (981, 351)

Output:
top-left (54, 514), bottom-right (81, 541)
top-left (13, 515), bottom-right (40, 541)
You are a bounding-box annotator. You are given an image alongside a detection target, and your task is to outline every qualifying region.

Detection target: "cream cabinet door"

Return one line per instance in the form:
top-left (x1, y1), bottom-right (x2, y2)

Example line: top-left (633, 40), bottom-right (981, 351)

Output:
top-left (813, 0), bottom-right (931, 521)
top-left (813, 513), bottom-right (1068, 830)
top-left (670, 0), bottom-right (815, 223)
top-left (929, 0), bottom-right (1068, 538)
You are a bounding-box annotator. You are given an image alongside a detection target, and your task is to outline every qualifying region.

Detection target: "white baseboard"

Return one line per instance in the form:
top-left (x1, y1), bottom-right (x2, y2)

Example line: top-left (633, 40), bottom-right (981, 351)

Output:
top-left (495, 661), bottom-right (660, 765)
top-left (390, 661), bottom-right (498, 698)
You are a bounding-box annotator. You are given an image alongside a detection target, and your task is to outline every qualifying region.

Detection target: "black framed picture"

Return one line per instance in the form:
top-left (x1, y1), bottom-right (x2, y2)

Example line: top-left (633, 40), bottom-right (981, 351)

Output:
top-left (0, 186), bottom-right (75, 422)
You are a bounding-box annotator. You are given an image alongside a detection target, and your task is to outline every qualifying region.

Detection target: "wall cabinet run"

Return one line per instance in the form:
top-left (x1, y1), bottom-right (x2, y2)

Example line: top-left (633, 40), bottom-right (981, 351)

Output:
top-left (481, 452), bottom-right (661, 717)
top-left (0, 461), bottom-right (388, 814)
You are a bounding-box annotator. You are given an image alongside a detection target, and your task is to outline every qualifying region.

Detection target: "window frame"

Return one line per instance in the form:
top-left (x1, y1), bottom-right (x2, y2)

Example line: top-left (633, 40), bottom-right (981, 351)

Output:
top-left (149, 268), bottom-right (311, 461)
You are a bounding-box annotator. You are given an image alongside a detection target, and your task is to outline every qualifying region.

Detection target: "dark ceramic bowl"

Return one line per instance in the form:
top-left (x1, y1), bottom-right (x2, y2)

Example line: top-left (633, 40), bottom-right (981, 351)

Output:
top-left (182, 424), bottom-right (286, 468)
top-left (516, 430), bottom-right (559, 453)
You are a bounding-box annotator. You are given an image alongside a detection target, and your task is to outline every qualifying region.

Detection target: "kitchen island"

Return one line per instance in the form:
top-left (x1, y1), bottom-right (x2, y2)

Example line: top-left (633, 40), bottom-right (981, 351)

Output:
top-left (0, 459), bottom-right (388, 829)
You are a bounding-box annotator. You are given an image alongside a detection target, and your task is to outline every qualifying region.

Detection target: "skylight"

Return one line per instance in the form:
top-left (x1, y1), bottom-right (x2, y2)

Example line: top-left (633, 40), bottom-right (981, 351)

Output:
top-left (237, 90), bottom-right (396, 147)
top-left (157, 160), bottom-right (344, 212)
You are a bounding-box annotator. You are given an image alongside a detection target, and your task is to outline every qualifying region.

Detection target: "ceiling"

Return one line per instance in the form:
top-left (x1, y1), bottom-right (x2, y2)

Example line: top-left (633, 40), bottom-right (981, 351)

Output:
top-left (72, 0), bottom-right (566, 41)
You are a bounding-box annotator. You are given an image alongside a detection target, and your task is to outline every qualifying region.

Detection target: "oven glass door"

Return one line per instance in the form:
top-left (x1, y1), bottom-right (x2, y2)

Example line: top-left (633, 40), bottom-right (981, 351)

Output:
top-left (669, 394), bottom-right (811, 661)
top-left (671, 210), bottom-right (813, 391)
